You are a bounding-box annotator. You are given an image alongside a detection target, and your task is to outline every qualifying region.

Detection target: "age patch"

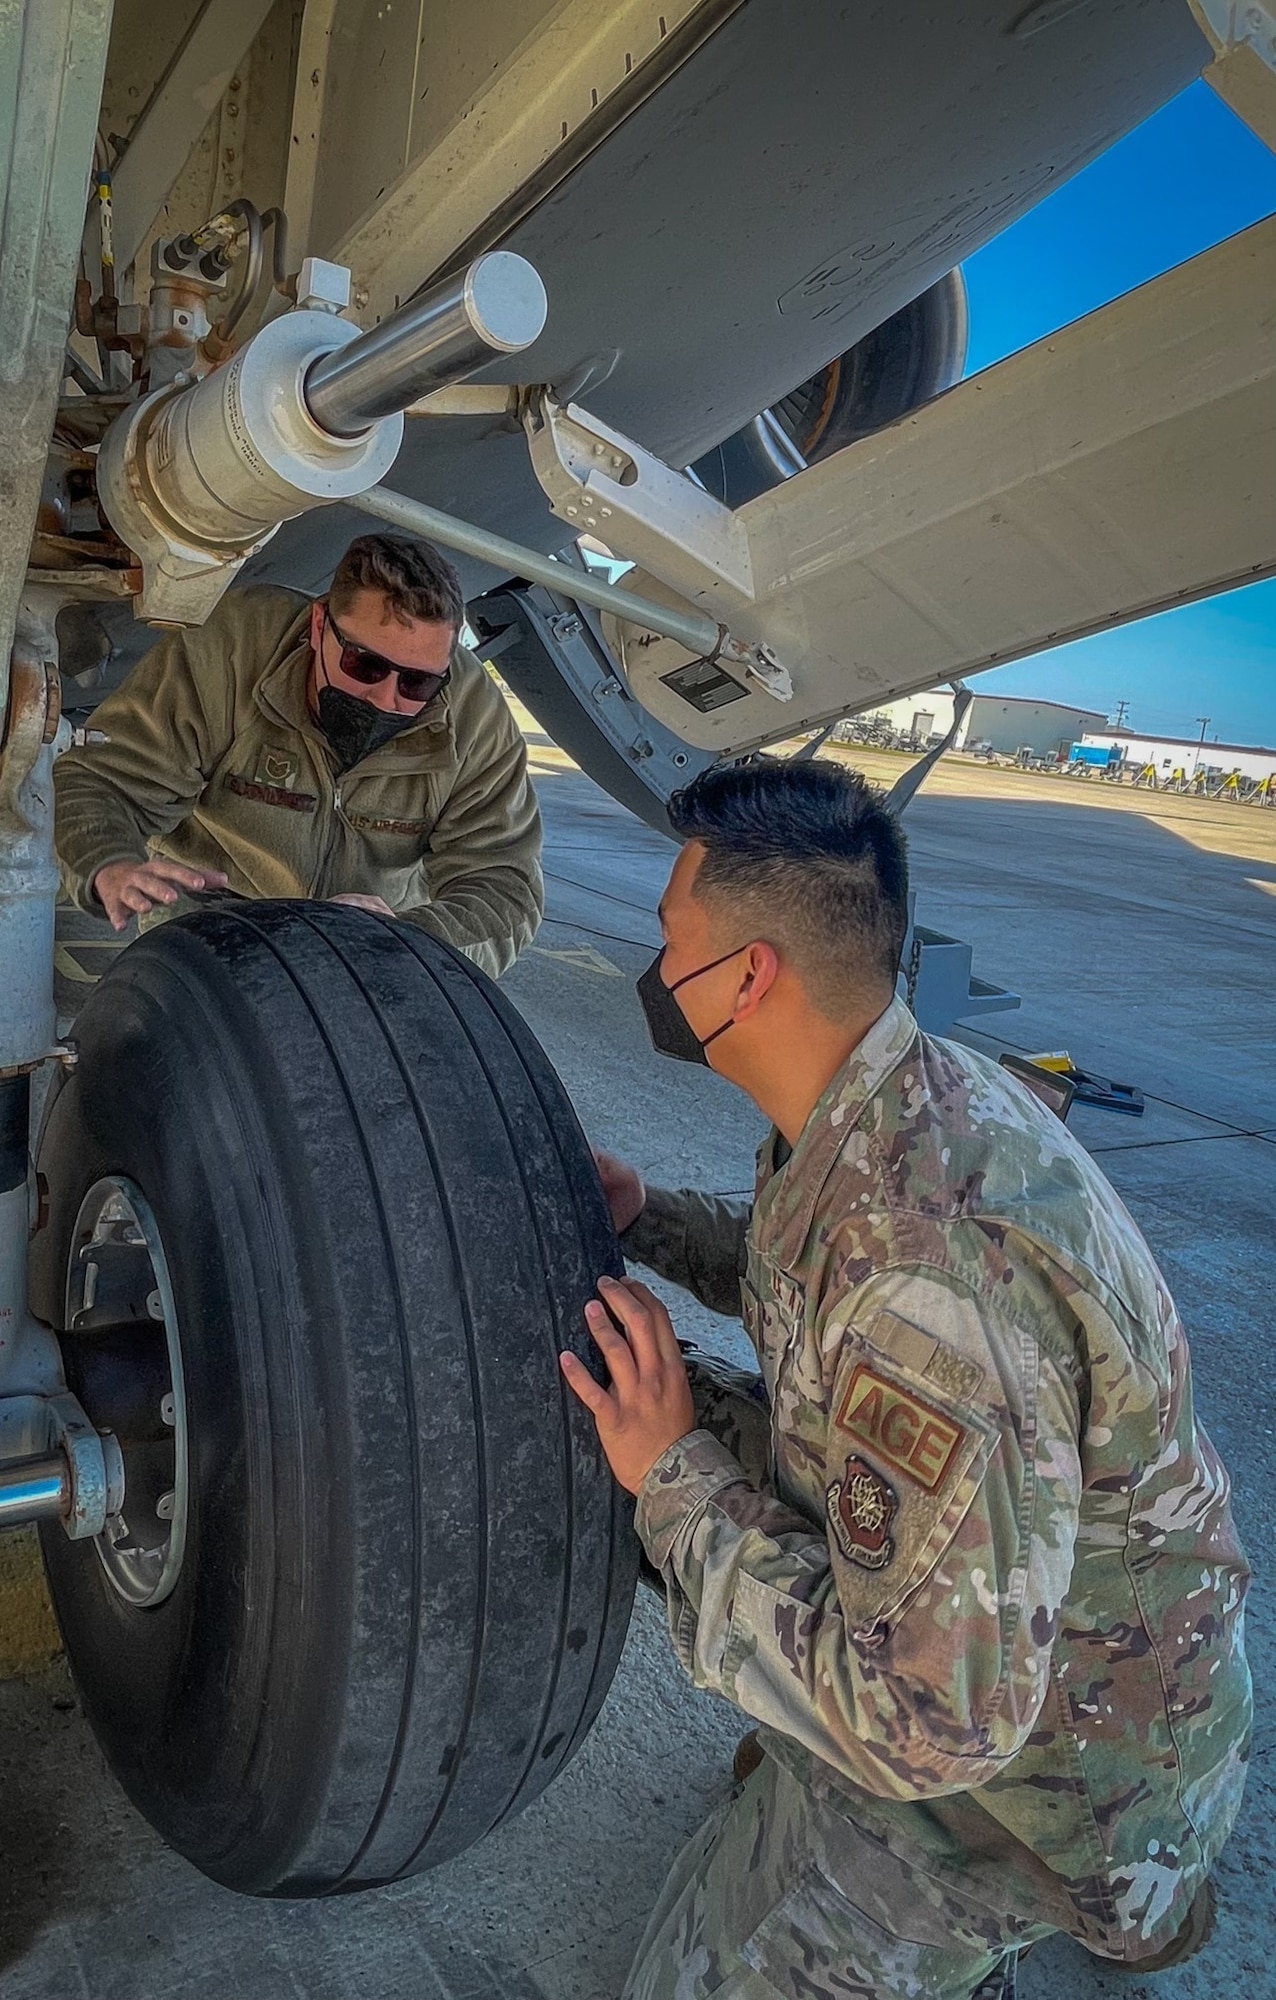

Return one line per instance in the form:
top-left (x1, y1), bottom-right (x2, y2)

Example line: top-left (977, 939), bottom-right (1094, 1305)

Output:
top-left (835, 1363), bottom-right (965, 1493)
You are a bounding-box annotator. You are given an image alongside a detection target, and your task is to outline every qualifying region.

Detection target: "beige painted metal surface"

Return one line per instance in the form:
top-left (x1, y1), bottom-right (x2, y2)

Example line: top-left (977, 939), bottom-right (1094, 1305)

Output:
top-left (102, 0), bottom-right (739, 326)
top-left (600, 216), bottom-right (1276, 753)
top-left (312, 0), bottom-right (741, 322)
top-left (1191, 1), bottom-right (1276, 149)
top-left (281, 0), bottom-right (342, 278)
top-left (99, 0), bottom-right (298, 306)
top-left (109, 0), bottom-right (281, 277)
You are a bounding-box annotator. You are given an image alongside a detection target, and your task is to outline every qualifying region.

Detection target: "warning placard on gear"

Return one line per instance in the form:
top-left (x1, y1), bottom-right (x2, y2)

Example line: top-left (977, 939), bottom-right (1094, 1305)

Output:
top-left (660, 659), bottom-right (749, 711)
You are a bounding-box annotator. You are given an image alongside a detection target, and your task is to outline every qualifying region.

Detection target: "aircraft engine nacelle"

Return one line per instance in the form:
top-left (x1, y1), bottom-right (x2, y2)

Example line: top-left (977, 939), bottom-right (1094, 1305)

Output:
top-left (691, 270), bottom-right (969, 507)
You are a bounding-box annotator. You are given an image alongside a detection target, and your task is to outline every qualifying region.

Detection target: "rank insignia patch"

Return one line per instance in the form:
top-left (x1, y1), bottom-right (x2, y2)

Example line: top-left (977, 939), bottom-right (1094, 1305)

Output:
top-left (827, 1456), bottom-right (897, 1570)
top-left (255, 746), bottom-right (298, 789)
top-left (835, 1363), bottom-right (965, 1492)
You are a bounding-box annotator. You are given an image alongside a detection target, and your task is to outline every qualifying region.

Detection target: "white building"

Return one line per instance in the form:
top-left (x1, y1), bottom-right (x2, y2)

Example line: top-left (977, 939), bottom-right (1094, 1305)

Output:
top-left (1080, 732), bottom-right (1276, 782)
top-left (868, 689), bottom-right (1107, 759)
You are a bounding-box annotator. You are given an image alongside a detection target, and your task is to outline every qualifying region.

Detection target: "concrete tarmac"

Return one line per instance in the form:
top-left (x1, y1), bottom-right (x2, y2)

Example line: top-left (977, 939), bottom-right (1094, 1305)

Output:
top-left (1, 737), bottom-right (1271, 1999)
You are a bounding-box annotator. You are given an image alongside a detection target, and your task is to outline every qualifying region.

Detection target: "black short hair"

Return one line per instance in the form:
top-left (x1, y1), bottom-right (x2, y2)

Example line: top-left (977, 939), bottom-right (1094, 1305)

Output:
top-left (329, 533), bottom-right (464, 631)
top-left (667, 757), bottom-right (909, 1015)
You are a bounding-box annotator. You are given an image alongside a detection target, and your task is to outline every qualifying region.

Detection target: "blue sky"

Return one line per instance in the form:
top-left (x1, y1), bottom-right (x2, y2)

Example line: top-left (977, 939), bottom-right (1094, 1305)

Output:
top-left (960, 82), bottom-right (1276, 747)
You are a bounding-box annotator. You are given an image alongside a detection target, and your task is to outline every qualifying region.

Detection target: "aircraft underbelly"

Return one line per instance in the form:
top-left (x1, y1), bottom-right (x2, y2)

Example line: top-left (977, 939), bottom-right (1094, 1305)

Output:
top-left (250, 0), bottom-right (1207, 599)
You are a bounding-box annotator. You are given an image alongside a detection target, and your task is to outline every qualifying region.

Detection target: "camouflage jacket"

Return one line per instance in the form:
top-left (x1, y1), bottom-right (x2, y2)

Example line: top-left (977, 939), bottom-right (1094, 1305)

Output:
top-left (54, 587), bottom-right (543, 979)
top-left (624, 997), bottom-right (1252, 1961)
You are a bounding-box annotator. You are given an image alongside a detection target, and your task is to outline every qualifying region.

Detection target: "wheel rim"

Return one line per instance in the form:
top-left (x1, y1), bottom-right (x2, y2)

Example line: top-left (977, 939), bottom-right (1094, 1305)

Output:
top-left (64, 1177), bottom-right (189, 1608)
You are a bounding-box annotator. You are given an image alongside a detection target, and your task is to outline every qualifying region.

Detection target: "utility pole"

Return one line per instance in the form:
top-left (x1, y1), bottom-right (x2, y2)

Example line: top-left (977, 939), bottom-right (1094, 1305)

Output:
top-left (1193, 716), bottom-right (1210, 776)
top-left (1113, 699), bottom-right (1130, 730)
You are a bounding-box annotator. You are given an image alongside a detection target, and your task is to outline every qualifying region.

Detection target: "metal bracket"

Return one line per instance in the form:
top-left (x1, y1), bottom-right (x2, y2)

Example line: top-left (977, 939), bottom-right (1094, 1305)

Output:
top-left (47, 1391), bottom-right (125, 1537)
top-left (1191, 0), bottom-right (1276, 146)
top-left (715, 630), bottom-right (794, 704)
top-left (1191, 0), bottom-right (1276, 60)
top-left (516, 391), bottom-right (794, 700)
top-left (512, 390), bottom-right (800, 704)
top-left (525, 392), bottom-right (755, 600)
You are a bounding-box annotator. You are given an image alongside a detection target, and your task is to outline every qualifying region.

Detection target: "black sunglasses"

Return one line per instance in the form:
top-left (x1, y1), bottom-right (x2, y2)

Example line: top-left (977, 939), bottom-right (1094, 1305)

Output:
top-left (323, 607), bottom-right (452, 705)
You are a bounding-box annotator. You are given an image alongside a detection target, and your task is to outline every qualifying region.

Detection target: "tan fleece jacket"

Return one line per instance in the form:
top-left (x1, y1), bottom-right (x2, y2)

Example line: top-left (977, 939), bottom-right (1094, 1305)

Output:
top-left (54, 586), bottom-right (543, 979)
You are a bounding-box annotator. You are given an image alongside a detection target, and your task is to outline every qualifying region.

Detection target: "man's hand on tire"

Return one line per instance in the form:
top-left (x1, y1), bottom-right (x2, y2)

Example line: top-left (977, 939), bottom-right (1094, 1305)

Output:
top-left (560, 1275), bottom-right (695, 1495)
top-left (593, 1148), bottom-right (646, 1235)
top-left (94, 858), bottom-right (228, 931)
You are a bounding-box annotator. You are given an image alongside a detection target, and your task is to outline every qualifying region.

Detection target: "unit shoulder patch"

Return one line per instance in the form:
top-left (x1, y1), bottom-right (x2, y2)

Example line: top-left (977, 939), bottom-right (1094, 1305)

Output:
top-left (835, 1362), bottom-right (965, 1493)
top-left (827, 1456), bottom-right (897, 1570)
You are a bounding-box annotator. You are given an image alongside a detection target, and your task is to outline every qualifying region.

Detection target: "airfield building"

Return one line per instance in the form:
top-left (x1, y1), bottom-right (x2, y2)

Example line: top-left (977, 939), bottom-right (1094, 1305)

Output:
top-left (1080, 732), bottom-right (1276, 782)
top-left (868, 689), bottom-right (1107, 757)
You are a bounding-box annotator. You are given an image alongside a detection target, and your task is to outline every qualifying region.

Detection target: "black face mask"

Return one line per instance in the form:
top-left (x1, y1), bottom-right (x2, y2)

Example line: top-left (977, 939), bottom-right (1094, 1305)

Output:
top-left (636, 945), bottom-right (746, 1067)
top-left (316, 685), bottom-right (422, 772)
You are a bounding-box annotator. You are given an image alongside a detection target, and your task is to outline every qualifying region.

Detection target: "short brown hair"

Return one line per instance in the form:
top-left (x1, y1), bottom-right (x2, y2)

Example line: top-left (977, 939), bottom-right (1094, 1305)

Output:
top-left (328, 533), bottom-right (464, 630)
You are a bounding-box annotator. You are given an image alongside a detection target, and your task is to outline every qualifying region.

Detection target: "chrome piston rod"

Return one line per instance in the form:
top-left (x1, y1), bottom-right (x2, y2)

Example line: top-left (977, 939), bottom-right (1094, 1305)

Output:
top-left (353, 484), bottom-right (725, 658)
top-left (305, 252), bottom-right (548, 436)
top-left (0, 1453), bottom-right (67, 1529)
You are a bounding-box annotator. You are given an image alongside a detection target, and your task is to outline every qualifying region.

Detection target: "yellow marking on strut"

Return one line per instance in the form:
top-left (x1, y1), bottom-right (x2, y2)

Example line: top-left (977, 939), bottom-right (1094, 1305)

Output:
top-left (53, 945), bottom-right (103, 983)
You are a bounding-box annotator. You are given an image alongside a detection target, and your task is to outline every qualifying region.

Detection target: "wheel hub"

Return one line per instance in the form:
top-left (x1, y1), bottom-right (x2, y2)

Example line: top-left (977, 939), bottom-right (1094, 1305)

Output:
top-left (64, 1178), bottom-right (188, 1608)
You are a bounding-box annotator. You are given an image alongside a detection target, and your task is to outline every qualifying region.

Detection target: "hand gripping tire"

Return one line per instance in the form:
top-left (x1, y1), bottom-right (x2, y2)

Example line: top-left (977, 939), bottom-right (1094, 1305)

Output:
top-left (30, 901), bottom-right (638, 1895)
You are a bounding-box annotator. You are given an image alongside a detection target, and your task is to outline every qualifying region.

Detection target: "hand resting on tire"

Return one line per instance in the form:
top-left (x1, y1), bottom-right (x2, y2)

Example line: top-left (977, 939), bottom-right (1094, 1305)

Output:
top-left (94, 858), bottom-right (228, 931)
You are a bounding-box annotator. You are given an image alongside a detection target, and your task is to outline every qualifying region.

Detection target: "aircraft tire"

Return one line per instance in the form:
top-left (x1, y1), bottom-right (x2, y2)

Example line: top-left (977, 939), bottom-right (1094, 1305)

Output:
top-left (33, 899), bottom-right (636, 1895)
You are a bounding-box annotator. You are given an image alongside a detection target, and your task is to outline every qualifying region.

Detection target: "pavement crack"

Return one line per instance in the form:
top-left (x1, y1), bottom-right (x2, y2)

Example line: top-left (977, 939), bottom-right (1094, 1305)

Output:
top-left (1083, 1131), bottom-right (1273, 1156)
top-left (541, 916), bottom-right (650, 950)
top-left (544, 867), bottom-right (658, 917)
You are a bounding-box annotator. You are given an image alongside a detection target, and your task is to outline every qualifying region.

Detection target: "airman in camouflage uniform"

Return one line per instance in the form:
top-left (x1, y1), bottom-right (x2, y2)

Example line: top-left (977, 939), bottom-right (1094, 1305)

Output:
top-left (565, 759), bottom-right (1251, 2000)
top-left (619, 999), bottom-right (1251, 1993)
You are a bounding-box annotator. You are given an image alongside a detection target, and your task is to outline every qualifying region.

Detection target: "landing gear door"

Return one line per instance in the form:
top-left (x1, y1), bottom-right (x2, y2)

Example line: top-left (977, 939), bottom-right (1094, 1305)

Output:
top-left (468, 580), bottom-right (714, 836)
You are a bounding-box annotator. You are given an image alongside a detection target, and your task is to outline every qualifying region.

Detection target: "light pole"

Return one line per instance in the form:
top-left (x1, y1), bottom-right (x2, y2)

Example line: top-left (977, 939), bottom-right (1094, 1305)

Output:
top-left (1193, 717), bottom-right (1210, 776)
top-left (1114, 699), bottom-right (1130, 729)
